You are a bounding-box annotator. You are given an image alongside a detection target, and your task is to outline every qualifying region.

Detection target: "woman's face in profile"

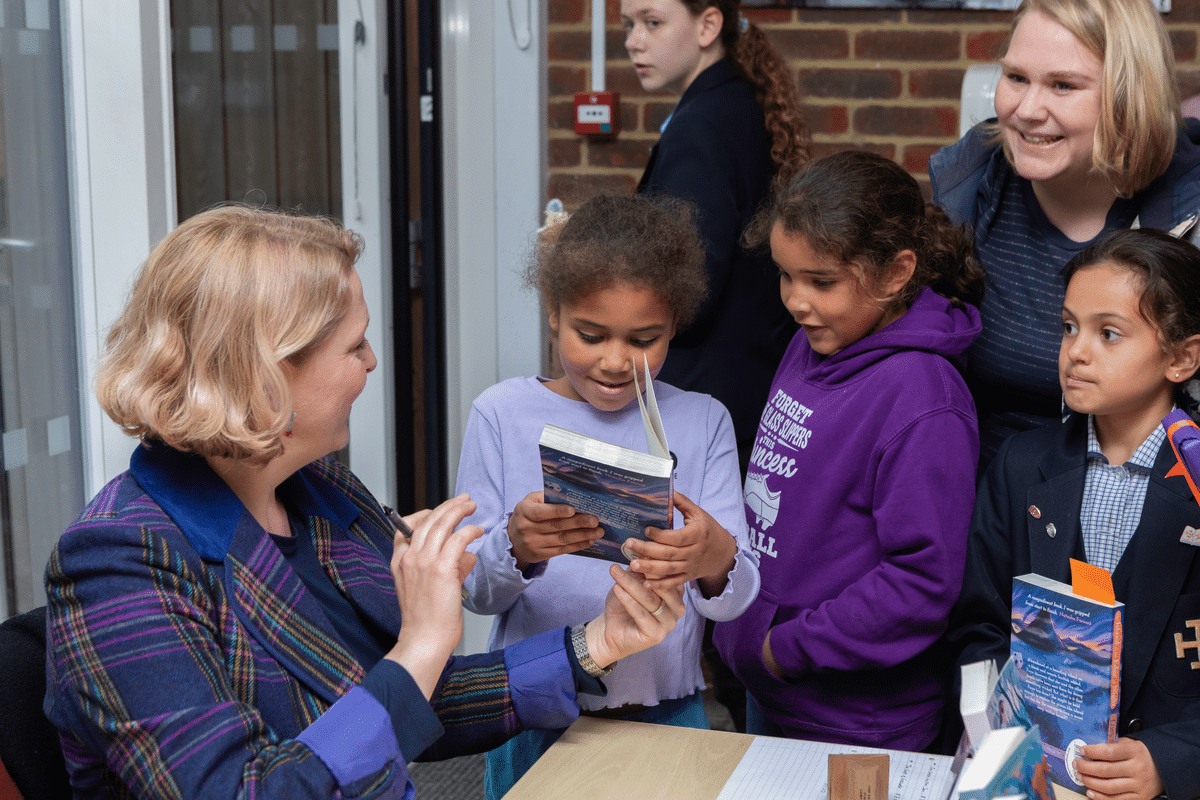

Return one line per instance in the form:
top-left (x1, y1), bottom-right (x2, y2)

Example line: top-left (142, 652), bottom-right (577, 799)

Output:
top-left (994, 9), bottom-right (1103, 190)
top-left (285, 268), bottom-right (377, 461)
top-left (621, 0), bottom-right (711, 95)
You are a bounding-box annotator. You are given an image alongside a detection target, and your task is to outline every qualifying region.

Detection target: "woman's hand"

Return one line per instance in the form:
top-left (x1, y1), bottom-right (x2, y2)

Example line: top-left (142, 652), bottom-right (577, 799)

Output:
top-left (624, 491), bottom-right (738, 596)
top-left (507, 491), bottom-right (601, 570)
top-left (385, 494), bottom-right (484, 699)
top-left (584, 564), bottom-right (685, 669)
top-left (1076, 739), bottom-right (1164, 800)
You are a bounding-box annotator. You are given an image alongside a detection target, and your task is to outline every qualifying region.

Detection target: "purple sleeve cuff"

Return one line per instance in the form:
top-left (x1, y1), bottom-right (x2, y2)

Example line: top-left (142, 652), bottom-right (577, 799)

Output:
top-left (296, 685), bottom-right (403, 786)
top-left (504, 627), bottom-right (580, 731)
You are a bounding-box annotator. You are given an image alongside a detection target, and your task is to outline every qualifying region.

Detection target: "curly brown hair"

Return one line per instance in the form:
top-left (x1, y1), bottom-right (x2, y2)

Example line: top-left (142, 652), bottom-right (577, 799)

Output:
top-left (528, 193), bottom-right (708, 327)
top-left (747, 151), bottom-right (985, 315)
top-left (681, 0), bottom-right (810, 175)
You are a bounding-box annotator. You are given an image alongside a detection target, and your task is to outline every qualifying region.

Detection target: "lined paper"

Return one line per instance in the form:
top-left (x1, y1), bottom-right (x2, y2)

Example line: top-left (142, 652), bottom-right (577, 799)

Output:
top-left (716, 736), bottom-right (957, 800)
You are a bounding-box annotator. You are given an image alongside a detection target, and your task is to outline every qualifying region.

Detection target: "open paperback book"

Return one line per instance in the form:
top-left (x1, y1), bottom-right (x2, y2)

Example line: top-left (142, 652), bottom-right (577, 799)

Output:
top-left (956, 726), bottom-right (1053, 800)
top-left (539, 356), bottom-right (674, 564)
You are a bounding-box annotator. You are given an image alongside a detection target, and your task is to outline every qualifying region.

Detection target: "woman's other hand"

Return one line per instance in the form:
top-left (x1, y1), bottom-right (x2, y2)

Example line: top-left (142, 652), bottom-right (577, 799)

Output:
top-left (507, 491), bottom-right (601, 570)
top-left (625, 490), bottom-right (738, 596)
top-left (585, 564), bottom-right (684, 669)
top-left (386, 493), bottom-right (484, 698)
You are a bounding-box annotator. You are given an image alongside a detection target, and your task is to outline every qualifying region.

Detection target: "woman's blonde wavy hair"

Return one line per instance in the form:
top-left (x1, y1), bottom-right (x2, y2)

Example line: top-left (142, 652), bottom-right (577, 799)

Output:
top-left (96, 205), bottom-right (362, 464)
top-left (1000, 0), bottom-right (1181, 198)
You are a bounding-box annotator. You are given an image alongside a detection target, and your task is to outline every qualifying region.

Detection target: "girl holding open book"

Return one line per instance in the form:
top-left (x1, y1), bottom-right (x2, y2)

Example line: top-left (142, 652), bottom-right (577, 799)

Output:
top-left (714, 151), bottom-right (984, 753)
top-left (456, 193), bottom-right (760, 800)
top-left (946, 228), bottom-right (1200, 800)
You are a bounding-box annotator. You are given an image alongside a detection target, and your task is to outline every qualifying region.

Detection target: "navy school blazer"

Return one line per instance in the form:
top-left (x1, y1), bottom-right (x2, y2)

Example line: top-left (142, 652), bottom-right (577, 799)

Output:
top-left (946, 413), bottom-right (1200, 800)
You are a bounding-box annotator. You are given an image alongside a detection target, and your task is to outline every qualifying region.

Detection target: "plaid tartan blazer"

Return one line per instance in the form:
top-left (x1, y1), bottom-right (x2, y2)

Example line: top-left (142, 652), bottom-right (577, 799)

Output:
top-left (44, 443), bottom-right (578, 800)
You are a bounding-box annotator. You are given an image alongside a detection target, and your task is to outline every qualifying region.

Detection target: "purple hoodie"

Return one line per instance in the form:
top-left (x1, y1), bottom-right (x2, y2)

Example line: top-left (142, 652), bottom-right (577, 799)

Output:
top-left (714, 287), bottom-right (981, 750)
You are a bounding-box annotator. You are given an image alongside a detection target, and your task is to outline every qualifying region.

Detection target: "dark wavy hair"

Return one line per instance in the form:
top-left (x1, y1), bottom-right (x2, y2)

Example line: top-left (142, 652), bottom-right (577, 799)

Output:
top-left (747, 151), bottom-right (984, 314)
top-left (528, 193), bottom-right (708, 327)
top-left (681, 0), bottom-right (810, 175)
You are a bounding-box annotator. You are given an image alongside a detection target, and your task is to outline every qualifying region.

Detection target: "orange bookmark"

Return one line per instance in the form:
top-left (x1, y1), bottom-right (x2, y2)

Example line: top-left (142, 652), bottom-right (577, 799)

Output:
top-left (1070, 558), bottom-right (1116, 605)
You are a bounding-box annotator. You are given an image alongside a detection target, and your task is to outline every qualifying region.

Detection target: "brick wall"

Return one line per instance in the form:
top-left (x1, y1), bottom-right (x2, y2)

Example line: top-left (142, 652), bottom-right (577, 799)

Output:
top-left (547, 1), bottom-right (1200, 205)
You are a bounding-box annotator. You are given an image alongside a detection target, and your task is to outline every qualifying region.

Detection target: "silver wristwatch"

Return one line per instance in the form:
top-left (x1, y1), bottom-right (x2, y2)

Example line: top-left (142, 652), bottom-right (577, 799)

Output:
top-left (570, 623), bottom-right (614, 678)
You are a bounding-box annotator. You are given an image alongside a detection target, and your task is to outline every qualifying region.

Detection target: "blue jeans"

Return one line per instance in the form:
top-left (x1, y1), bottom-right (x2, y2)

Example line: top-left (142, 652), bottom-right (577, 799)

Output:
top-left (484, 692), bottom-right (709, 800)
top-left (745, 692), bottom-right (785, 737)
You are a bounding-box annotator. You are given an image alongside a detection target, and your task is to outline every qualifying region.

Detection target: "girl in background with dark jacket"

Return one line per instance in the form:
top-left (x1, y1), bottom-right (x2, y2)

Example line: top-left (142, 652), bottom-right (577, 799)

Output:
top-left (622, 0), bottom-right (809, 471)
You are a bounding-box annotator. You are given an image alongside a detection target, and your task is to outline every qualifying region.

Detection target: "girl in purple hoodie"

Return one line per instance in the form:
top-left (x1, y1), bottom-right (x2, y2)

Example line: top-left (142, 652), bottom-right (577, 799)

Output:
top-left (714, 151), bottom-right (984, 751)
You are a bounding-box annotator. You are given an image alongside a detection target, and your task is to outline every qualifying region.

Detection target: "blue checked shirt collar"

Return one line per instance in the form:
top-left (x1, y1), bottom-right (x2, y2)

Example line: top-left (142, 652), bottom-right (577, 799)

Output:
top-left (1080, 414), bottom-right (1168, 572)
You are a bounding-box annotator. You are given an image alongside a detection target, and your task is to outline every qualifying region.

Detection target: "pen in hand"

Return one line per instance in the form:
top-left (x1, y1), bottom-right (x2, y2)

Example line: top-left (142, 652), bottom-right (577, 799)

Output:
top-left (383, 505), bottom-right (415, 539)
top-left (382, 505), bottom-right (470, 601)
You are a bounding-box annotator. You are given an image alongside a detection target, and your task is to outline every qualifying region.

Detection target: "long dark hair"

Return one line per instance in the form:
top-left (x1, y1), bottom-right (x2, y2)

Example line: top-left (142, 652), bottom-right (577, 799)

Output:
top-left (681, 0), bottom-right (810, 175)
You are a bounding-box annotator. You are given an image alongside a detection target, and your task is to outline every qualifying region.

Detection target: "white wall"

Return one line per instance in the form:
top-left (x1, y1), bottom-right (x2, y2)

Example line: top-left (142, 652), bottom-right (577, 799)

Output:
top-left (339, 0), bottom-right (395, 506)
top-left (65, 0), bottom-right (176, 496)
top-left (441, 0), bottom-right (546, 652)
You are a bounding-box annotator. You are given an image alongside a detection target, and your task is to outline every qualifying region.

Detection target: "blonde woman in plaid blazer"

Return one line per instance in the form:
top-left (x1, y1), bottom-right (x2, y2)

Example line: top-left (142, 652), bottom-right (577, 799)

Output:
top-left (44, 206), bottom-right (683, 800)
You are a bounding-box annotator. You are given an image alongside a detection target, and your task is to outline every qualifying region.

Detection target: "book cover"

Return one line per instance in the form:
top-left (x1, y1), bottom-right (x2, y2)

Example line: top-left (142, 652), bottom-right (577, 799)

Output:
top-left (957, 726), bottom-right (1054, 800)
top-left (1007, 573), bottom-right (1123, 790)
top-left (539, 357), bottom-right (674, 565)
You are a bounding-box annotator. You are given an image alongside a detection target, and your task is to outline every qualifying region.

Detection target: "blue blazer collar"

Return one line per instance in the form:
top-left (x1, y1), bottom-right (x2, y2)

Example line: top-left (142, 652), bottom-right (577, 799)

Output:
top-left (129, 441), bottom-right (362, 561)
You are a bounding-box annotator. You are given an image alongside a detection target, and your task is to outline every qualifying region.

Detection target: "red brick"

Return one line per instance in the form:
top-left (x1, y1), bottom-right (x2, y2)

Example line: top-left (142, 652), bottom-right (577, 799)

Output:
top-left (1179, 70), bottom-right (1200, 100)
top-left (549, 101), bottom-right (577, 131)
top-left (798, 68), bottom-right (901, 100)
top-left (546, 173), bottom-right (639, 209)
top-left (909, 69), bottom-right (965, 100)
top-left (770, 29), bottom-right (850, 60)
top-left (587, 137), bottom-right (654, 169)
top-left (619, 101), bottom-right (639, 133)
top-left (549, 0), bottom-right (585, 25)
top-left (606, 27), bottom-right (628, 60)
top-left (909, 10), bottom-right (1010, 25)
top-left (744, 8), bottom-right (792, 25)
top-left (809, 142), bottom-right (895, 161)
top-left (549, 31), bottom-right (590, 61)
top-left (1172, 30), bottom-right (1198, 63)
top-left (802, 104), bottom-right (849, 135)
top-left (549, 66), bottom-right (586, 97)
top-left (856, 30), bottom-right (959, 61)
top-left (901, 143), bottom-right (943, 176)
top-left (795, 10), bottom-right (900, 24)
top-left (549, 138), bottom-right (583, 168)
top-left (966, 31), bottom-right (1008, 62)
top-left (644, 100), bottom-right (674, 133)
top-left (853, 105), bottom-right (958, 138)
top-left (1169, 0), bottom-right (1200, 22)
top-left (604, 0), bottom-right (620, 24)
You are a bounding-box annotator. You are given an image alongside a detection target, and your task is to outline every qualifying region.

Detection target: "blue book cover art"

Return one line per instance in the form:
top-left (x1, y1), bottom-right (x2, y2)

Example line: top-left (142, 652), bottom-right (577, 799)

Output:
top-left (539, 425), bottom-right (673, 565)
top-left (1009, 574), bottom-right (1122, 790)
top-left (959, 725), bottom-right (1055, 800)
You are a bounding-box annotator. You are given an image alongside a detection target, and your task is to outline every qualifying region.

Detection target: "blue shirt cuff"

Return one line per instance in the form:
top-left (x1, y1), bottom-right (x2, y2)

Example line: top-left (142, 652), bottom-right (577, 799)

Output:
top-left (361, 659), bottom-right (444, 760)
top-left (504, 627), bottom-right (589, 731)
top-left (296, 685), bottom-right (403, 785)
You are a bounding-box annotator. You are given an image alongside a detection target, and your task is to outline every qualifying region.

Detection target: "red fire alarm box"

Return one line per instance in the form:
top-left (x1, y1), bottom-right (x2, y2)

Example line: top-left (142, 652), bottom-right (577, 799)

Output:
top-left (573, 91), bottom-right (620, 138)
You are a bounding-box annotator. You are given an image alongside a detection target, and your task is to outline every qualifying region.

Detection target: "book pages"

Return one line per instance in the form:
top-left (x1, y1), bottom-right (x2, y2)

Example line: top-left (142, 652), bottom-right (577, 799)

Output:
top-left (633, 354), bottom-right (670, 460)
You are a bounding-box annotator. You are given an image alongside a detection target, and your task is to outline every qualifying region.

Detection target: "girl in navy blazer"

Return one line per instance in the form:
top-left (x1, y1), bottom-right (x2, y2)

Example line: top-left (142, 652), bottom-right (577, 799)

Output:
top-left (946, 229), bottom-right (1200, 800)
